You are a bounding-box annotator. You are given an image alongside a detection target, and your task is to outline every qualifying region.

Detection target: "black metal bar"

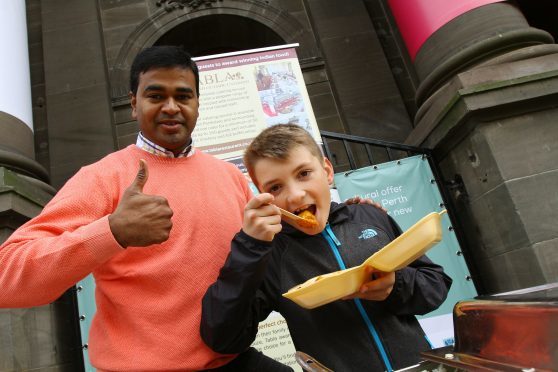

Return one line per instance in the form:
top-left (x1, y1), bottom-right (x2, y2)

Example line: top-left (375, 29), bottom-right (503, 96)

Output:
top-left (364, 144), bottom-right (374, 165)
top-left (67, 287), bottom-right (86, 371)
top-left (386, 147), bottom-right (394, 161)
top-left (321, 138), bottom-right (334, 165)
top-left (426, 153), bottom-right (485, 295)
top-left (342, 140), bottom-right (357, 169)
top-left (320, 130), bottom-right (424, 153)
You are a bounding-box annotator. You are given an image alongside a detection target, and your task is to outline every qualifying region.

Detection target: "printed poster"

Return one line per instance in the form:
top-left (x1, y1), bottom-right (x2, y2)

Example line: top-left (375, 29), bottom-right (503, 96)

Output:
top-left (193, 45), bottom-right (321, 175)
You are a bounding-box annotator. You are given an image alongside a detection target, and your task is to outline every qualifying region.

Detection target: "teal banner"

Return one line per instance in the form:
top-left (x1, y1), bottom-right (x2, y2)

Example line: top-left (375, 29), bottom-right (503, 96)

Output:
top-left (334, 155), bottom-right (477, 346)
top-left (76, 275), bottom-right (96, 372)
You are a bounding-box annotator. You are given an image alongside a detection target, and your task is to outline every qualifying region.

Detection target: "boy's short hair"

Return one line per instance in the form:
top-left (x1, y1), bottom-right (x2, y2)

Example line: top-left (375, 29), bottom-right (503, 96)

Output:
top-left (244, 124), bottom-right (323, 184)
top-left (129, 45), bottom-right (200, 97)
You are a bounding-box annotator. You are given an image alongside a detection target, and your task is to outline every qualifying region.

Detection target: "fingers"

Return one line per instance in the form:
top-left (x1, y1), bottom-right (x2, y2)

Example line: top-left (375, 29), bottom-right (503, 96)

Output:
top-left (129, 159), bottom-right (149, 193)
top-left (344, 196), bottom-right (362, 205)
top-left (109, 159), bottom-right (174, 248)
top-left (109, 194), bottom-right (173, 248)
top-left (371, 201), bottom-right (388, 213)
top-left (342, 270), bottom-right (395, 302)
top-left (243, 193), bottom-right (282, 241)
top-left (245, 192), bottom-right (275, 210)
top-left (244, 193), bottom-right (281, 222)
top-left (345, 196), bottom-right (387, 213)
top-left (358, 271), bottom-right (395, 299)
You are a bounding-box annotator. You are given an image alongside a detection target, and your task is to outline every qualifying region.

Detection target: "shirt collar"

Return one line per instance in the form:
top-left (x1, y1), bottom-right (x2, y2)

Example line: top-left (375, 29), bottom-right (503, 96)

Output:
top-left (136, 132), bottom-right (194, 158)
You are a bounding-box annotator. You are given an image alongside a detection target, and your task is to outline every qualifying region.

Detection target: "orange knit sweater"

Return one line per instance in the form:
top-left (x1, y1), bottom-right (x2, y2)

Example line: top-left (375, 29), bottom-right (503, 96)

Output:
top-left (0, 145), bottom-right (252, 371)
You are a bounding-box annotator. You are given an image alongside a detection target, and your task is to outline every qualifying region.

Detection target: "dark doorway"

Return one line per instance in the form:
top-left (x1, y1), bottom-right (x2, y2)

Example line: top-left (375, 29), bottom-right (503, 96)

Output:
top-left (515, 0), bottom-right (558, 41)
top-left (155, 14), bottom-right (285, 57)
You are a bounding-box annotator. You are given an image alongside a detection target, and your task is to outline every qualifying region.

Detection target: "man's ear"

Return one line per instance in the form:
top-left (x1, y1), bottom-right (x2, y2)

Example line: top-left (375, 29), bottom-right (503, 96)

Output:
top-left (129, 91), bottom-right (137, 119)
top-left (324, 157), bottom-right (334, 185)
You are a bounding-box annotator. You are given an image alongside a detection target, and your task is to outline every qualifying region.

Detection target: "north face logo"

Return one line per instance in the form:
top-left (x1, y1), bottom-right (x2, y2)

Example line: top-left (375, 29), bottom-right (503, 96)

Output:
top-left (358, 229), bottom-right (378, 239)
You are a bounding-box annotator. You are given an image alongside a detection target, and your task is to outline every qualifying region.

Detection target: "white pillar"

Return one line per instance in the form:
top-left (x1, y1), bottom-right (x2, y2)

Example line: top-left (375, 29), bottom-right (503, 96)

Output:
top-left (0, 1), bottom-right (33, 130)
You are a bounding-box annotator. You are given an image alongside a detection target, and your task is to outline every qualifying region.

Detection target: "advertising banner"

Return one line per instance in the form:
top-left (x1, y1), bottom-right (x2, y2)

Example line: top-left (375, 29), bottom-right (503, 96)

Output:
top-left (192, 44), bottom-right (321, 174)
top-left (334, 155), bottom-right (478, 347)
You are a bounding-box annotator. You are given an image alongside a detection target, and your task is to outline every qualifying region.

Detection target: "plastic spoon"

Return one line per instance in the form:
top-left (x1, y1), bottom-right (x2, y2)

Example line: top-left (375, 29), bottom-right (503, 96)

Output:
top-left (277, 207), bottom-right (318, 228)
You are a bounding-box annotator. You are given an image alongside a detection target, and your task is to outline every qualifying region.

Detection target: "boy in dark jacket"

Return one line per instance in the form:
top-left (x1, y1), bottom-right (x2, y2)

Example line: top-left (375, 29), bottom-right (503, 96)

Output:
top-left (201, 124), bottom-right (452, 371)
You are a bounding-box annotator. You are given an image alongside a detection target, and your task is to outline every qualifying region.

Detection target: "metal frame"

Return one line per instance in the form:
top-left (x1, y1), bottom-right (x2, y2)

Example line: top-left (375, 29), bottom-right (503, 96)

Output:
top-left (320, 130), bottom-right (427, 166)
top-left (320, 130), bottom-right (484, 294)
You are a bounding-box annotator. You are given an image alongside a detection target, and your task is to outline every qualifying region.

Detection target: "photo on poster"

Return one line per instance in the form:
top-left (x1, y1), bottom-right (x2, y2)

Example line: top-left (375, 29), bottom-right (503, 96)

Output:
top-left (255, 62), bottom-right (305, 122)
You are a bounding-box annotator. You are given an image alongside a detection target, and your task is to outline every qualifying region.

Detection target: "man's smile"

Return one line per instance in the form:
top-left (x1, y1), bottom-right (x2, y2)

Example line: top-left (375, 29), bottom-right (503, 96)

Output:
top-left (158, 120), bottom-right (184, 133)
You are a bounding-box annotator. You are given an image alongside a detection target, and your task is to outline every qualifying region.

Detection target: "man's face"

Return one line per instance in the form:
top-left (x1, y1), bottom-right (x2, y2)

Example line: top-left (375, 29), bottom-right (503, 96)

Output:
top-left (254, 146), bottom-right (334, 235)
top-left (130, 67), bottom-right (199, 154)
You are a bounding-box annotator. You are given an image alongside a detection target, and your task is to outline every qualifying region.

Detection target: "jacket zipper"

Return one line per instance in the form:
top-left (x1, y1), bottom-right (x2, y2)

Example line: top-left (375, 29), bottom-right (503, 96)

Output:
top-left (322, 224), bottom-right (394, 372)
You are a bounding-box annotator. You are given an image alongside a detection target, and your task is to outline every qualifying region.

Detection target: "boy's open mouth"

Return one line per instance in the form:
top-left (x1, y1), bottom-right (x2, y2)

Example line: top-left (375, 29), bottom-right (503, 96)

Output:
top-left (293, 205), bottom-right (316, 216)
top-left (292, 205), bottom-right (318, 228)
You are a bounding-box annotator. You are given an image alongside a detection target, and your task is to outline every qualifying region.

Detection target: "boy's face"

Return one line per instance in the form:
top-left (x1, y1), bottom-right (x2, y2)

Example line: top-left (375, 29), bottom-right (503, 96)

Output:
top-left (254, 146), bottom-right (334, 235)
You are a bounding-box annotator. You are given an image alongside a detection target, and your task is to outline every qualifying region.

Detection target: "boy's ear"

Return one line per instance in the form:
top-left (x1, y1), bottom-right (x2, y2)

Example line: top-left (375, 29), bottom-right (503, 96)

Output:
top-left (323, 157), bottom-right (334, 185)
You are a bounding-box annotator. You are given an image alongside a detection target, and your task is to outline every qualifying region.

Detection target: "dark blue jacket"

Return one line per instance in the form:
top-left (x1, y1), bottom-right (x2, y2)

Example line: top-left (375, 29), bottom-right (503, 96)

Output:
top-left (201, 202), bottom-right (452, 371)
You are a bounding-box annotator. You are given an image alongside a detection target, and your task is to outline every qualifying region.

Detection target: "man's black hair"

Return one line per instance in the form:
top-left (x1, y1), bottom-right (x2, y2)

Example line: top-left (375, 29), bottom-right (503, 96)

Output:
top-left (129, 45), bottom-right (200, 97)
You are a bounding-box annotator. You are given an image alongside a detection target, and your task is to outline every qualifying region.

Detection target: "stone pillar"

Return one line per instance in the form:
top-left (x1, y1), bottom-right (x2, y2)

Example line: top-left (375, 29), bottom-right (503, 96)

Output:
top-left (0, 2), bottom-right (83, 371)
top-left (389, 0), bottom-right (558, 294)
top-left (0, 1), bottom-right (45, 179)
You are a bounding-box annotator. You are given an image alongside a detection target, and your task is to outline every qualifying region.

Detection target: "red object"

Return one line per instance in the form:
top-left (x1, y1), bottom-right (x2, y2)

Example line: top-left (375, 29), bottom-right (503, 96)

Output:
top-left (262, 102), bottom-right (277, 117)
top-left (388, 0), bottom-right (505, 60)
top-left (420, 284), bottom-right (558, 370)
top-left (275, 96), bottom-right (298, 113)
top-left (453, 300), bottom-right (558, 369)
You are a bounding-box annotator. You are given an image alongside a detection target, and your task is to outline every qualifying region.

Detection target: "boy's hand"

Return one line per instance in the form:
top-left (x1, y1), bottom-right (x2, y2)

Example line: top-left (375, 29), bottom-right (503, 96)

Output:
top-left (243, 193), bottom-right (282, 242)
top-left (343, 267), bottom-right (395, 301)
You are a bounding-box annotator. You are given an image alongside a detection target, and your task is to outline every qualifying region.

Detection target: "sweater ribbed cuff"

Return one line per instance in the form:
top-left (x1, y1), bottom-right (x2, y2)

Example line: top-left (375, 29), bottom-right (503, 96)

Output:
top-left (82, 215), bottom-right (125, 264)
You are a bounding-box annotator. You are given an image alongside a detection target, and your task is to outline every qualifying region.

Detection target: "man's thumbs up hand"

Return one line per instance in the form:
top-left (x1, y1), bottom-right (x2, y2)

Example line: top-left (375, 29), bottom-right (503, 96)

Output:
top-left (109, 160), bottom-right (173, 248)
top-left (128, 158), bottom-right (149, 193)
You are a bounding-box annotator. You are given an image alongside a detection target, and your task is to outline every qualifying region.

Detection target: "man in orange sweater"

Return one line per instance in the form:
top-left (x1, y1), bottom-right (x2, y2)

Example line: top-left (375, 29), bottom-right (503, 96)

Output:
top-left (0, 46), bottom-right (291, 371)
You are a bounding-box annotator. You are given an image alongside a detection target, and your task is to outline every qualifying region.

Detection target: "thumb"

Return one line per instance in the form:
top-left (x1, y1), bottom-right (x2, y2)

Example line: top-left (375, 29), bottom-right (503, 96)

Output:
top-left (130, 159), bottom-right (149, 193)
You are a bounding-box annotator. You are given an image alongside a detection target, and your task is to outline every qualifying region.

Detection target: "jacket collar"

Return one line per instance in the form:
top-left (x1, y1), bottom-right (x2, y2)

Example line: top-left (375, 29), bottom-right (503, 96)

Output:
top-left (328, 202), bottom-right (350, 225)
